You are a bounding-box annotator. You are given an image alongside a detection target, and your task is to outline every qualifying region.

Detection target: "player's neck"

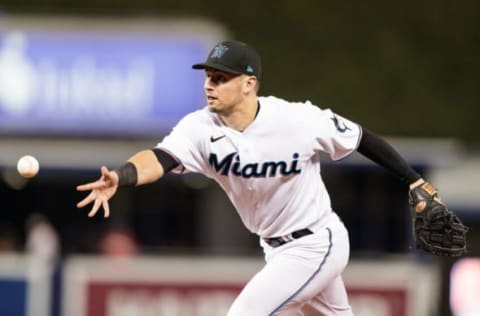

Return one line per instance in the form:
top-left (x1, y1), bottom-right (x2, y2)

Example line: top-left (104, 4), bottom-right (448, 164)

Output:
top-left (218, 96), bottom-right (259, 132)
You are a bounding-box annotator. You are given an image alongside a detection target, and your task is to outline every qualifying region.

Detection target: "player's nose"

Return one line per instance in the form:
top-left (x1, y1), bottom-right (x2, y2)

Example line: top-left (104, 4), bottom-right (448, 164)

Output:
top-left (204, 77), bottom-right (214, 90)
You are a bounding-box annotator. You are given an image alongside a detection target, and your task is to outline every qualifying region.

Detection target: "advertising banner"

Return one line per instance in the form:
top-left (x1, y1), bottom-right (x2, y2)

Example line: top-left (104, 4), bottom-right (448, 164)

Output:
top-left (0, 16), bottom-right (225, 137)
top-left (63, 256), bottom-right (440, 316)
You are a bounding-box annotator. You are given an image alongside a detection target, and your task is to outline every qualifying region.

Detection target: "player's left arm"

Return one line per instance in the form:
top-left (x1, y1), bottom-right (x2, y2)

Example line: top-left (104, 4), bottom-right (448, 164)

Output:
top-left (356, 127), bottom-right (421, 185)
top-left (356, 127), bottom-right (468, 256)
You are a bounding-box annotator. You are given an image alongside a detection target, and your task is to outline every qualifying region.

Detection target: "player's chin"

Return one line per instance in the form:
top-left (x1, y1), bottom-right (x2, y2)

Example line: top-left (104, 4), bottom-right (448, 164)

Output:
top-left (207, 103), bottom-right (221, 113)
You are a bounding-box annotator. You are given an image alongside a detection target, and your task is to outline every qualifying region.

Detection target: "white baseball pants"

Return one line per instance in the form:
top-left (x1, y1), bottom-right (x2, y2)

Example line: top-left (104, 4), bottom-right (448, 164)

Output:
top-left (227, 214), bottom-right (353, 316)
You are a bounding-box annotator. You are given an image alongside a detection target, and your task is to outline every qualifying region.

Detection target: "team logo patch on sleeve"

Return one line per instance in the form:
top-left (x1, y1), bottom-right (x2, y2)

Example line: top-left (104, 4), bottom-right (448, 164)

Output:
top-left (330, 115), bottom-right (351, 133)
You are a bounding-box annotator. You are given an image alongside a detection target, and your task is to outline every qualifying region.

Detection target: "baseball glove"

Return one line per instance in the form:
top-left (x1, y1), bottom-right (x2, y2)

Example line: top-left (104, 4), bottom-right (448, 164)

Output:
top-left (409, 181), bottom-right (468, 257)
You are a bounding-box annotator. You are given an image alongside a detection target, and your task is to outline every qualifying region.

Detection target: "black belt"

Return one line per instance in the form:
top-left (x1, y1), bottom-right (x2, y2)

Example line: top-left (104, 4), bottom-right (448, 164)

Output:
top-left (264, 228), bottom-right (313, 248)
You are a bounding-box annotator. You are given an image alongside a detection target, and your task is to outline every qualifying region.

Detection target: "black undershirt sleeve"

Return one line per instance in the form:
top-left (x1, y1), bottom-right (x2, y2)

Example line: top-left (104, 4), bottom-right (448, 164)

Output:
top-left (152, 148), bottom-right (180, 173)
top-left (356, 127), bottom-right (421, 184)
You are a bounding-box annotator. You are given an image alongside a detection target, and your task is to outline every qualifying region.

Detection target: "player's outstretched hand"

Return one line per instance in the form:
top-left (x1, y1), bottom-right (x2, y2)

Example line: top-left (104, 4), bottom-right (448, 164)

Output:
top-left (76, 166), bottom-right (119, 218)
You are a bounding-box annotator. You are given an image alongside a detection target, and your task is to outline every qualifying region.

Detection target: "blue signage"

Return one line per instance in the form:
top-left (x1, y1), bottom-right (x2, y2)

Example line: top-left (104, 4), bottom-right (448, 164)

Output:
top-left (0, 30), bottom-right (211, 136)
top-left (0, 279), bottom-right (27, 316)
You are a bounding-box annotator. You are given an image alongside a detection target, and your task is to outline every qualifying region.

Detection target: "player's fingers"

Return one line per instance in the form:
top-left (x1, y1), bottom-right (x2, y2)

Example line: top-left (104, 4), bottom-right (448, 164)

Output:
top-left (101, 166), bottom-right (118, 183)
top-left (100, 166), bottom-right (110, 182)
top-left (76, 180), bottom-right (106, 191)
top-left (78, 167), bottom-right (107, 191)
top-left (102, 200), bottom-right (110, 218)
top-left (88, 198), bottom-right (102, 218)
top-left (76, 191), bottom-right (96, 208)
top-left (100, 166), bottom-right (110, 178)
top-left (76, 183), bottom-right (91, 191)
top-left (101, 166), bottom-right (120, 187)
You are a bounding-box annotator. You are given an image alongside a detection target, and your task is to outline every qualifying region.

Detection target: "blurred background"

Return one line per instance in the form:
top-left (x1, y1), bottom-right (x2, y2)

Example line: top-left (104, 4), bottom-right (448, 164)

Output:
top-left (0, 1), bottom-right (479, 315)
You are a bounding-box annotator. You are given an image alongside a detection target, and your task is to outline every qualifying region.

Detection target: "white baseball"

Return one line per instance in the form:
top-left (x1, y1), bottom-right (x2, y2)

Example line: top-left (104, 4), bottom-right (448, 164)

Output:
top-left (17, 155), bottom-right (40, 178)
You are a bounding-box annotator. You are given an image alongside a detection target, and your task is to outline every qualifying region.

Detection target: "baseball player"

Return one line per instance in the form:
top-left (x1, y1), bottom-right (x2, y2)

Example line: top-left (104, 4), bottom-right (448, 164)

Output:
top-left (77, 40), bottom-right (467, 315)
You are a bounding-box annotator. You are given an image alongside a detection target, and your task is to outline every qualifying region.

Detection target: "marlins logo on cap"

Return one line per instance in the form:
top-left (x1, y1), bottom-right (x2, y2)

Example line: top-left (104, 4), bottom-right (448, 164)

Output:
top-left (192, 40), bottom-right (262, 79)
top-left (210, 44), bottom-right (229, 59)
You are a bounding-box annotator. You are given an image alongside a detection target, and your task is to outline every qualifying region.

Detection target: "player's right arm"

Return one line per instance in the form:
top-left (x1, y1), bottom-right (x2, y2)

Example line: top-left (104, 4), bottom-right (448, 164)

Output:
top-left (125, 149), bottom-right (166, 185)
top-left (76, 149), bottom-right (178, 218)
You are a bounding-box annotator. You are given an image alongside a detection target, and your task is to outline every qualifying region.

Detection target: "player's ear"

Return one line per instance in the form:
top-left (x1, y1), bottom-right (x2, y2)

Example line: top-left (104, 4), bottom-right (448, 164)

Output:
top-left (243, 75), bottom-right (257, 93)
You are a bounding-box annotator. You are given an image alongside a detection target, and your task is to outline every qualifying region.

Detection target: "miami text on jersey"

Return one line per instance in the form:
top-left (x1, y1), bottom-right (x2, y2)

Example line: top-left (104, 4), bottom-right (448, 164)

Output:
top-left (209, 152), bottom-right (302, 178)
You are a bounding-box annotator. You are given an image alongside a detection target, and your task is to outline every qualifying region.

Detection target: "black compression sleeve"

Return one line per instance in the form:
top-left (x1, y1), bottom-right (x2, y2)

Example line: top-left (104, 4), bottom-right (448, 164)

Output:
top-left (152, 148), bottom-right (179, 173)
top-left (114, 162), bottom-right (138, 187)
top-left (357, 127), bottom-right (421, 184)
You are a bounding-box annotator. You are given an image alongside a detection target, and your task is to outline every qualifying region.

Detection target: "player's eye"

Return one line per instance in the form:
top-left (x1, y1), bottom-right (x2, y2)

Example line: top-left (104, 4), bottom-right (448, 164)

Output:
top-left (210, 74), bottom-right (228, 84)
top-left (206, 72), bottom-right (236, 85)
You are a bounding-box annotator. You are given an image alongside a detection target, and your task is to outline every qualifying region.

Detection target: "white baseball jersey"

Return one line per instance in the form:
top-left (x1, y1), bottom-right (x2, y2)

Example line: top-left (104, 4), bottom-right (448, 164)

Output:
top-left (157, 96), bottom-right (361, 238)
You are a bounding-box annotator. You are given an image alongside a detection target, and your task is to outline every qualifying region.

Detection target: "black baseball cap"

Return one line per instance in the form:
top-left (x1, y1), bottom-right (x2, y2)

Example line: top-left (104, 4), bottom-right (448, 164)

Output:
top-left (192, 40), bottom-right (262, 79)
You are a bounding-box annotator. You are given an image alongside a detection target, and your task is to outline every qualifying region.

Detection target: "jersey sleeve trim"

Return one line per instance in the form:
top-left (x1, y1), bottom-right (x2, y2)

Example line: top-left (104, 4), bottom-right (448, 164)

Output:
top-left (154, 146), bottom-right (186, 174)
top-left (332, 123), bottom-right (363, 161)
top-left (337, 123), bottom-right (363, 162)
top-left (151, 148), bottom-right (180, 173)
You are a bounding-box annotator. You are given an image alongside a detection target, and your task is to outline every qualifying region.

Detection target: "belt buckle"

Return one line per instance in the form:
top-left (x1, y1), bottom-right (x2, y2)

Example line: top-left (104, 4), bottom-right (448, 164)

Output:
top-left (265, 230), bottom-right (309, 248)
top-left (281, 234), bottom-right (294, 243)
top-left (267, 238), bottom-right (284, 248)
